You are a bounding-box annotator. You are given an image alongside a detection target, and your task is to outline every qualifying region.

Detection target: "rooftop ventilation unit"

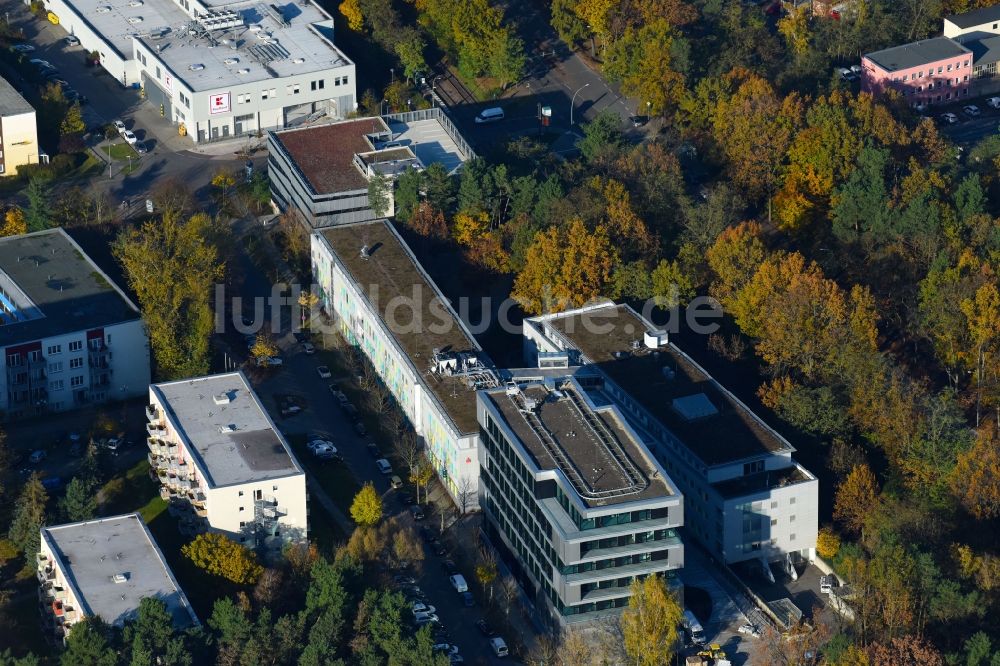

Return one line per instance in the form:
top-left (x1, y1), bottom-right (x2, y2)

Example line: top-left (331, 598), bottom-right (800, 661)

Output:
top-left (212, 392), bottom-right (232, 405)
top-left (644, 329), bottom-right (668, 349)
top-left (95, 5), bottom-right (111, 12)
top-left (238, 68), bottom-right (250, 74)
top-left (223, 57), bottom-right (239, 65)
top-left (672, 393), bottom-right (718, 421)
top-left (218, 424), bottom-right (237, 433)
top-left (112, 573), bottom-right (128, 584)
top-left (292, 57), bottom-right (304, 64)
top-left (189, 63), bottom-right (205, 71)
top-left (127, 16), bottom-right (143, 23)
top-left (197, 9), bottom-right (242, 31)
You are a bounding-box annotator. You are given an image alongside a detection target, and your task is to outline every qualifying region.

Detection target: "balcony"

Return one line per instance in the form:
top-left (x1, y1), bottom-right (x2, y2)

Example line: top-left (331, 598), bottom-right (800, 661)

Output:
top-left (146, 423), bottom-right (166, 437)
top-left (145, 404), bottom-right (161, 422)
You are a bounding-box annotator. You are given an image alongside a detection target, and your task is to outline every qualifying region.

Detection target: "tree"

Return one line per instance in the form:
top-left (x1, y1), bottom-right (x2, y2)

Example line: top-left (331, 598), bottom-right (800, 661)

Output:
top-left (551, 0), bottom-right (588, 45)
top-left (212, 170), bottom-right (236, 204)
top-left (511, 219), bottom-right (619, 315)
top-left (706, 221), bottom-right (767, 310)
top-left (621, 574), bottom-right (682, 666)
top-left (59, 477), bottom-right (96, 522)
top-left (604, 19), bottom-right (686, 117)
top-left (409, 460), bottom-right (434, 504)
top-left (61, 616), bottom-right (116, 666)
top-left (487, 29), bottom-right (526, 89)
top-left (8, 474), bottom-right (48, 557)
top-left (475, 554), bottom-right (498, 601)
top-left (577, 110), bottom-right (623, 160)
top-left (394, 28), bottom-right (427, 81)
top-left (339, 0), bottom-right (363, 30)
top-left (951, 425), bottom-right (1000, 519)
top-left (422, 163), bottom-right (455, 214)
top-left (394, 167), bottom-right (422, 221)
top-left (124, 597), bottom-right (192, 666)
top-left (24, 178), bottom-right (51, 232)
top-left (407, 203), bottom-right (448, 240)
top-left (867, 636), bottom-right (943, 666)
top-left (113, 212), bottom-right (225, 379)
top-left (1, 208), bottom-right (26, 237)
top-left (816, 526), bottom-right (842, 560)
top-left (249, 332), bottom-right (279, 364)
top-left (181, 532), bottom-right (263, 584)
top-left (834, 464), bottom-right (879, 537)
top-left (367, 173), bottom-right (391, 218)
top-left (60, 102), bottom-right (85, 136)
top-left (350, 482), bottom-right (383, 527)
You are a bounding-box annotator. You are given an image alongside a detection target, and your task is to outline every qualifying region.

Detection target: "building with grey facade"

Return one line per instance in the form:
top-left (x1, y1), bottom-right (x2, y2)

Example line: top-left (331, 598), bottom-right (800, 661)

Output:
top-left (269, 108), bottom-right (473, 228)
top-left (478, 375), bottom-right (684, 627)
top-left (523, 303), bottom-right (818, 574)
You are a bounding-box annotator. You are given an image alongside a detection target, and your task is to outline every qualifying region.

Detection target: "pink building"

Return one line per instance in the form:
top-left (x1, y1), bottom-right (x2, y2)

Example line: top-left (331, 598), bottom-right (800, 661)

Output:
top-left (862, 37), bottom-right (973, 107)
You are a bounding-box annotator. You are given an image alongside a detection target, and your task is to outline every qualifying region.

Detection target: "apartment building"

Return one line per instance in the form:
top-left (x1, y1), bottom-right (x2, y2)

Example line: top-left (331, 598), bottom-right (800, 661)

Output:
top-left (0, 229), bottom-right (150, 421)
top-left (478, 375), bottom-right (683, 627)
top-left (269, 108), bottom-right (473, 228)
top-left (312, 220), bottom-right (496, 509)
top-left (38, 513), bottom-right (198, 642)
top-left (944, 4), bottom-right (1000, 41)
top-left (0, 75), bottom-right (39, 176)
top-left (42, 0), bottom-right (355, 142)
top-left (523, 303), bottom-right (818, 570)
top-left (861, 37), bottom-right (973, 106)
top-left (147, 371), bottom-right (308, 553)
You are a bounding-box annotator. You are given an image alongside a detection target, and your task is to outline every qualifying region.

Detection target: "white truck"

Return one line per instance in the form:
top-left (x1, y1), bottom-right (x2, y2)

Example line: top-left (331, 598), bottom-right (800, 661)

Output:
top-left (682, 610), bottom-right (706, 646)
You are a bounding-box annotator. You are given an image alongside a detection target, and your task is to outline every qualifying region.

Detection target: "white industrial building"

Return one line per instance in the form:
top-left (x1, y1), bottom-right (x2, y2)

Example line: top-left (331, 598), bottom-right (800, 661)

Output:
top-left (147, 371), bottom-right (308, 553)
top-left (41, 0), bottom-right (356, 142)
top-left (312, 220), bottom-right (497, 509)
top-left (38, 513), bottom-right (198, 642)
top-left (478, 375), bottom-right (683, 626)
top-left (0, 229), bottom-right (150, 421)
top-left (523, 303), bottom-right (818, 572)
top-left (0, 75), bottom-right (39, 176)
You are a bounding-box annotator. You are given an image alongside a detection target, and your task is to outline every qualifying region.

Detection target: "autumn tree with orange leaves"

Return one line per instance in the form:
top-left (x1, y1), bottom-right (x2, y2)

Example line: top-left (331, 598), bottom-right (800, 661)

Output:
top-left (834, 464), bottom-right (879, 537)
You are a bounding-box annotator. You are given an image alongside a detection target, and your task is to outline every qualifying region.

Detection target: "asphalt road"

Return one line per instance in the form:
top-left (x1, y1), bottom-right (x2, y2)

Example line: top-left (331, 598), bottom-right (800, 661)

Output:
top-left (935, 98), bottom-right (1000, 145)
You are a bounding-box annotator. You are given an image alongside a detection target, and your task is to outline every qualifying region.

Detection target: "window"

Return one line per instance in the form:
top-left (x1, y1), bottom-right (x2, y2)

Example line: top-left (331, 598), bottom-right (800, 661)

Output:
top-left (342, 76), bottom-right (348, 85)
top-left (770, 518), bottom-right (778, 526)
top-left (47, 345), bottom-right (62, 355)
top-left (69, 341), bottom-right (82, 352)
top-left (770, 501), bottom-right (778, 509)
top-left (790, 533), bottom-right (796, 542)
top-left (50, 379), bottom-right (64, 391)
top-left (789, 497), bottom-right (796, 505)
top-left (948, 64), bottom-right (953, 72)
top-left (965, 60), bottom-right (970, 67)
top-left (70, 357), bottom-right (83, 369)
top-left (790, 515), bottom-right (796, 522)
top-left (262, 90), bottom-right (270, 100)
top-left (287, 84), bottom-right (299, 94)
top-left (70, 376), bottom-right (84, 387)
top-left (743, 461), bottom-right (764, 475)
top-left (272, 485), bottom-right (278, 491)
top-left (938, 66), bottom-right (943, 74)
top-left (239, 506), bottom-right (245, 512)
top-left (238, 491), bottom-right (244, 497)
top-left (48, 362), bottom-right (63, 374)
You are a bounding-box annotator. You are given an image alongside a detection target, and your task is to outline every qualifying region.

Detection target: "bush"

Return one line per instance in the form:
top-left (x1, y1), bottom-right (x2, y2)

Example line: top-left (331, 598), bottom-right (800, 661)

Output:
top-left (181, 532), bottom-right (263, 584)
top-left (0, 539), bottom-right (18, 566)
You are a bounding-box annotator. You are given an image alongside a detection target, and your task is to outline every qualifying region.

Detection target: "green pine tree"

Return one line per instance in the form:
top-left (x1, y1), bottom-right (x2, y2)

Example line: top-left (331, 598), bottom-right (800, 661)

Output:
top-left (8, 474), bottom-right (48, 556)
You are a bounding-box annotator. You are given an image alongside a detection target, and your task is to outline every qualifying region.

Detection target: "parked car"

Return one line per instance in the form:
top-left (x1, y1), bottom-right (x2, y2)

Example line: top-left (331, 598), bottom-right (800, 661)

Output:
top-left (411, 603), bottom-right (436, 615)
top-left (413, 612), bottom-right (440, 625)
top-left (460, 591), bottom-right (475, 607)
top-left (449, 574), bottom-right (468, 593)
top-left (302, 342), bottom-right (316, 355)
top-left (122, 130), bottom-right (138, 144)
top-left (432, 644), bottom-right (459, 656)
top-left (134, 141), bottom-right (148, 154)
top-left (29, 58), bottom-right (53, 68)
top-left (104, 437), bottom-right (130, 455)
top-left (375, 458), bottom-right (392, 475)
top-left (343, 403), bottom-right (359, 420)
top-left (432, 541), bottom-right (447, 556)
top-left (316, 365), bottom-right (332, 379)
top-left (13, 44), bottom-right (35, 53)
top-left (29, 450), bottom-right (47, 464)
top-left (988, 97), bottom-right (1000, 109)
top-left (113, 119), bottom-right (127, 133)
top-left (489, 637), bottom-right (508, 658)
top-left (441, 559), bottom-right (458, 575)
top-left (390, 475), bottom-right (403, 489)
top-left (400, 492), bottom-right (415, 505)
top-left (475, 620), bottom-right (496, 637)
top-left (449, 655), bottom-right (464, 665)
top-left (365, 442), bottom-right (382, 458)
top-left (354, 421), bottom-right (367, 436)
top-left (939, 112), bottom-right (959, 124)
top-left (964, 104), bottom-right (981, 117)
top-left (409, 504), bottom-right (425, 520)
top-left (329, 386), bottom-right (347, 402)
top-left (307, 440), bottom-right (338, 459)
top-left (64, 35), bottom-right (80, 46)
top-left (41, 476), bottom-right (64, 491)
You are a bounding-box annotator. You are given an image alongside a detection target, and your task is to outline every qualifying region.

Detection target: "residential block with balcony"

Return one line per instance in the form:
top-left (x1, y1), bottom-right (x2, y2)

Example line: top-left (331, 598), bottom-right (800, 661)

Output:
top-left (523, 303), bottom-right (818, 573)
top-left (38, 514), bottom-right (198, 643)
top-left (0, 229), bottom-right (150, 421)
top-left (147, 371), bottom-right (308, 555)
top-left (478, 375), bottom-right (684, 627)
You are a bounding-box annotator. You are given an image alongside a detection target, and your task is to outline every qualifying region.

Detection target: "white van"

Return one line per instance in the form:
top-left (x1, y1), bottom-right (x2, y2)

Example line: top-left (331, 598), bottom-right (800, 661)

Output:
top-left (474, 107), bottom-right (504, 124)
top-left (682, 610), bottom-right (706, 645)
top-left (449, 574), bottom-right (468, 593)
top-left (489, 637), bottom-right (508, 658)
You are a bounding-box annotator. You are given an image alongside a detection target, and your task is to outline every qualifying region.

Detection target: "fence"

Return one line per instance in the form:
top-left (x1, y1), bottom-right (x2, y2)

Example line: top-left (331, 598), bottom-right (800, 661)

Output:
top-left (383, 107), bottom-right (477, 161)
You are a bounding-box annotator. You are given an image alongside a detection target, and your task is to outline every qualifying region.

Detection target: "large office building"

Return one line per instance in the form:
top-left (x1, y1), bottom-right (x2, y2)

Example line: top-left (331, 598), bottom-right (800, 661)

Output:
top-left (0, 75), bottom-right (39, 176)
top-left (312, 219), bottom-right (497, 509)
top-left (523, 303), bottom-right (818, 571)
top-left (269, 108), bottom-right (473, 228)
top-left (38, 513), bottom-right (198, 642)
top-left (147, 371), bottom-right (308, 553)
top-left (478, 375), bottom-right (683, 626)
top-left (43, 0), bottom-right (356, 142)
top-left (0, 229), bottom-right (150, 421)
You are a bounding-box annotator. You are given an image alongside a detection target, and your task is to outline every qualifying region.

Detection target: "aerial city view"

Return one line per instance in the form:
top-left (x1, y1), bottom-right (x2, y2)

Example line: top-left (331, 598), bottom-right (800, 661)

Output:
top-left (0, 0), bottom-right (997, 663)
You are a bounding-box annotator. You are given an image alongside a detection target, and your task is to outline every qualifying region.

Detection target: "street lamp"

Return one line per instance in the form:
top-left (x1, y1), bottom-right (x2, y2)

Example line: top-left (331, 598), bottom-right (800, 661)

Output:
top-left (570, 83), bottom-right (590, 126)
top-left (390, 68), bottom-right (395, 85)
top-left (431, 75), bottom-right (443, 107)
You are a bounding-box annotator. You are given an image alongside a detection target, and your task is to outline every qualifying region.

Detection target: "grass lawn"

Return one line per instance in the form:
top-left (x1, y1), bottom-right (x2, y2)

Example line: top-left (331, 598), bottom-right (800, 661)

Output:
top-left (101, 142), bottom-right (137, 161)
top-left (0, 587), bottom-right (53, 659)
top-left (308, 498), bottom-right (346, 554)
top-left (98, 459), bottom-right (160, 517)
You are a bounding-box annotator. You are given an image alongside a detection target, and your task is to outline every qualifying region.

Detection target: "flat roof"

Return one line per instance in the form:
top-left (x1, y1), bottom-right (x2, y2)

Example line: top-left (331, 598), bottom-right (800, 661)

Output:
top-left (319, 221), bottom-right (487, 435)
top-left (151, 371), bottom-right (303, 487)
top-left (538, 304), bottom-right (793, 466)
top-left (384, 116), bottom-right (470, 173)
top-left (865, 37), bottom-right (971, 72)
top-left (967, 34), bottom-right (1000, 67)
top-left (0, 229), bottom-right (139, 347)
top-left (946, 4), bottom-right (1000, 29)
top-left (273, 117), bottom-right (389, 193)
top-left (64, 0), bottom-right (191, 59)
top-left (0, 74), bottom-right (34, 117)
top-left (488, 381), bottom-right (673, 508)
top-left (41, 514), bottom-right (198, 628)
top-left (711, 465), bottom-right (812, 499)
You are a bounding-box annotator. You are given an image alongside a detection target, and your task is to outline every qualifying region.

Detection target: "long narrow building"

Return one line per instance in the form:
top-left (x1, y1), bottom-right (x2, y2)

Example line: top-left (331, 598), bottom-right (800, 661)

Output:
top-left (311, 219), bottom-right (497, 509)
